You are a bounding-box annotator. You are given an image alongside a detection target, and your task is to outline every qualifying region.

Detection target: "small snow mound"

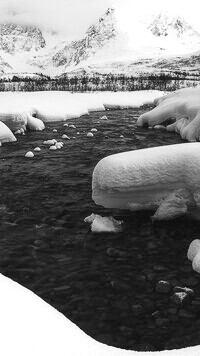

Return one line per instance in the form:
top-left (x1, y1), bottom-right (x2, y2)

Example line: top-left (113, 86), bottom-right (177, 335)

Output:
top-left (91, 128), bottom-right (98, 132)
top-left (100, 115), bottom-right (108, 120)
top-left (34, 147), bottom-right (41, 152)
top-left (49, 145), bottom-right (57, 150)
top-left (120, 135), bottom-right (124, 138)
top-left (25, 151), bottom-right (34, 158)
top-left (87, 132), bottom-right (94, 138)
top-left (43, 139), bottom-right (57, 145)
top-left (62, 134), bottom-right (70, 140)
top-left (63, 123), bottom-right (68, 127)
top-left (53, 129), bottom-right (57, 133)
top-left (69, 124), bottom-right (76, 129)
top-left (84, 213), bottom-right (123, 233)
top-left (55, 142), bottom-right (63, 149)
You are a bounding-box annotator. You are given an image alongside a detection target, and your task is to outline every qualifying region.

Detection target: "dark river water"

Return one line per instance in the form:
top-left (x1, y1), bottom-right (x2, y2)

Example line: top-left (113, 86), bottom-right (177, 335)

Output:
top-left (0, 107), bottom-right (200, 351)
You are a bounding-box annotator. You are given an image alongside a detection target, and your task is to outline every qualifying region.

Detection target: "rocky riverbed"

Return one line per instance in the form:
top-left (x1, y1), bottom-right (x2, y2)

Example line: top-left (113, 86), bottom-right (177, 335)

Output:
top-left (0, 108), bottom-right (200, 351)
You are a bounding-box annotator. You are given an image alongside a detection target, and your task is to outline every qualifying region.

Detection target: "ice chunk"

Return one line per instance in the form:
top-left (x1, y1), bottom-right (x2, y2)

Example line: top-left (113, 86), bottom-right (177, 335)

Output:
top-left (92, 143), bottom-right (200, 220)
top-left (34, 147), bottom-right (41, 152)
top-left (0, 121), bottom-right (16, 144)
top-left (137, 86), bottom-right (200, 142)
top-left (84, 213), bottom-right (122, 233)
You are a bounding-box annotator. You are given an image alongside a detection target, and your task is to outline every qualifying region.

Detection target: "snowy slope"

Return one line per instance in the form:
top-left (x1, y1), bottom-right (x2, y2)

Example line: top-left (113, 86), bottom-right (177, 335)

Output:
top-left (0, 9), bottom-right (200, 76)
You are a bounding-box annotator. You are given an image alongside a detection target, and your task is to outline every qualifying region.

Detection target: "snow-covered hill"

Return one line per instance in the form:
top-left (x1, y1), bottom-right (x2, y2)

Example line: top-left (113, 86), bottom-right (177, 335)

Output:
top-left (0, 8), bottom-right (200, 77)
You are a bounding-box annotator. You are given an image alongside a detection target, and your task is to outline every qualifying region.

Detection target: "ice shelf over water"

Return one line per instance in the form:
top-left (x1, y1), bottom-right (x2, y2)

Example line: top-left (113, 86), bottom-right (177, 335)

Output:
top-left (137, 86), bottom-right (200, 142)
top-left (1, 273), bottom-right (200, 356)
top-left (92, 143), bottom-right (200, 220)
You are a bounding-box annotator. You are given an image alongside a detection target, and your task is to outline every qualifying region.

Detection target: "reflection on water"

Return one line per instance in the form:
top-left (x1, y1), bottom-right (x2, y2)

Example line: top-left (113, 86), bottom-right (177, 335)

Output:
top-left (0, 108), bottom-right (200, 351)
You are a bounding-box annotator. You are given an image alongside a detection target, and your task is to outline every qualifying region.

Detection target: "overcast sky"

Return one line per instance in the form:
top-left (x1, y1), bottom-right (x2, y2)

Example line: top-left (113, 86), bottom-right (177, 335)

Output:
top-left (0, 0), bottom-right (113, 39)
top-left (0, 0), bottom-right (200, 40)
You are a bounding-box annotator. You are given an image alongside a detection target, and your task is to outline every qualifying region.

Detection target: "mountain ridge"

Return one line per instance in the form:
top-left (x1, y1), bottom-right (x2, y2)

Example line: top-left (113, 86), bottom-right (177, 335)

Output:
top-left (0, 8), bottom-right (200, 77)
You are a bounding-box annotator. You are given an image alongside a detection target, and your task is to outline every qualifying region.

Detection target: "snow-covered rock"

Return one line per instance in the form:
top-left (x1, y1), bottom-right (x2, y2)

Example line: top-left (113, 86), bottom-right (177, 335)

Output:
top-left (187, 239), bottom-right (200, 273)
top-left (92, 143), bottom-right (200, 220)
top-left (0, 121), bottom-right (16, 143)
top-left (87, 132), bottom-right (94, 138)
top-left (137, 86), bottom-right (200, 142)
top-left (84, 213), bottom-right (123, 233)
top-left (25, 151), bottom-right (34, 158)
top-left (27, 115), bottom-right (45, 131)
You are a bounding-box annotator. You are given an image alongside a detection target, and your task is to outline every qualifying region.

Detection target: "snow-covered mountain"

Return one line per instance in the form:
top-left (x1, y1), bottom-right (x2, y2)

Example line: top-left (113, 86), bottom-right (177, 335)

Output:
top-left (0, 8), bottom-right (200, 77)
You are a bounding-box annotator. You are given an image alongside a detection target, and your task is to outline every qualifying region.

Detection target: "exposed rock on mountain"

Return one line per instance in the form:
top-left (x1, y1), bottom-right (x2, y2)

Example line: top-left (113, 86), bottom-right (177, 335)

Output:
top-left (0, 24), bottom-right (46, 54)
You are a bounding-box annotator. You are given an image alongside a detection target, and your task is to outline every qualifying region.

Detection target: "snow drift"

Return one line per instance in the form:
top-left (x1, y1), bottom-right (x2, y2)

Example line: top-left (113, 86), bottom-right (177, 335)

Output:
top-left (1, 272), bottom-right (200, 356)
top-left (137, 86), bottom-right (200, 142)
top-left (92, 143), bottom-right (200, 220)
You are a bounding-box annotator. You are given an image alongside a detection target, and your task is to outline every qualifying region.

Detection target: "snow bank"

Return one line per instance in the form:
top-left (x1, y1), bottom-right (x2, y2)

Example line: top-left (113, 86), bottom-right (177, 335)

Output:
top-left (0, 121), bottom-right (16, 144)
top-left (137, 86), bottom-right (200, 142)
top-left (84, 213), bottom-right (123, 232)
top-left (0, 90), bottom-right (163, 127)
top-left (92, 143), bottom-right (200, 220)
top-left (1, 273), bottom-right (200, 356)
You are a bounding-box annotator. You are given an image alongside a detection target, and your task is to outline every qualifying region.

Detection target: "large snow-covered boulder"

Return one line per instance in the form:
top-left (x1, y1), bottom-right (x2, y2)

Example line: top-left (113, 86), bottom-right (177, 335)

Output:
top-left (0, 121), bottom-right (16, 144)
top-left (137, 86), bottom-right (200, 142)
top-left (92, 143), bottom-right (200, 220)
top-left (1, 272), bottom-right (200, 356)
